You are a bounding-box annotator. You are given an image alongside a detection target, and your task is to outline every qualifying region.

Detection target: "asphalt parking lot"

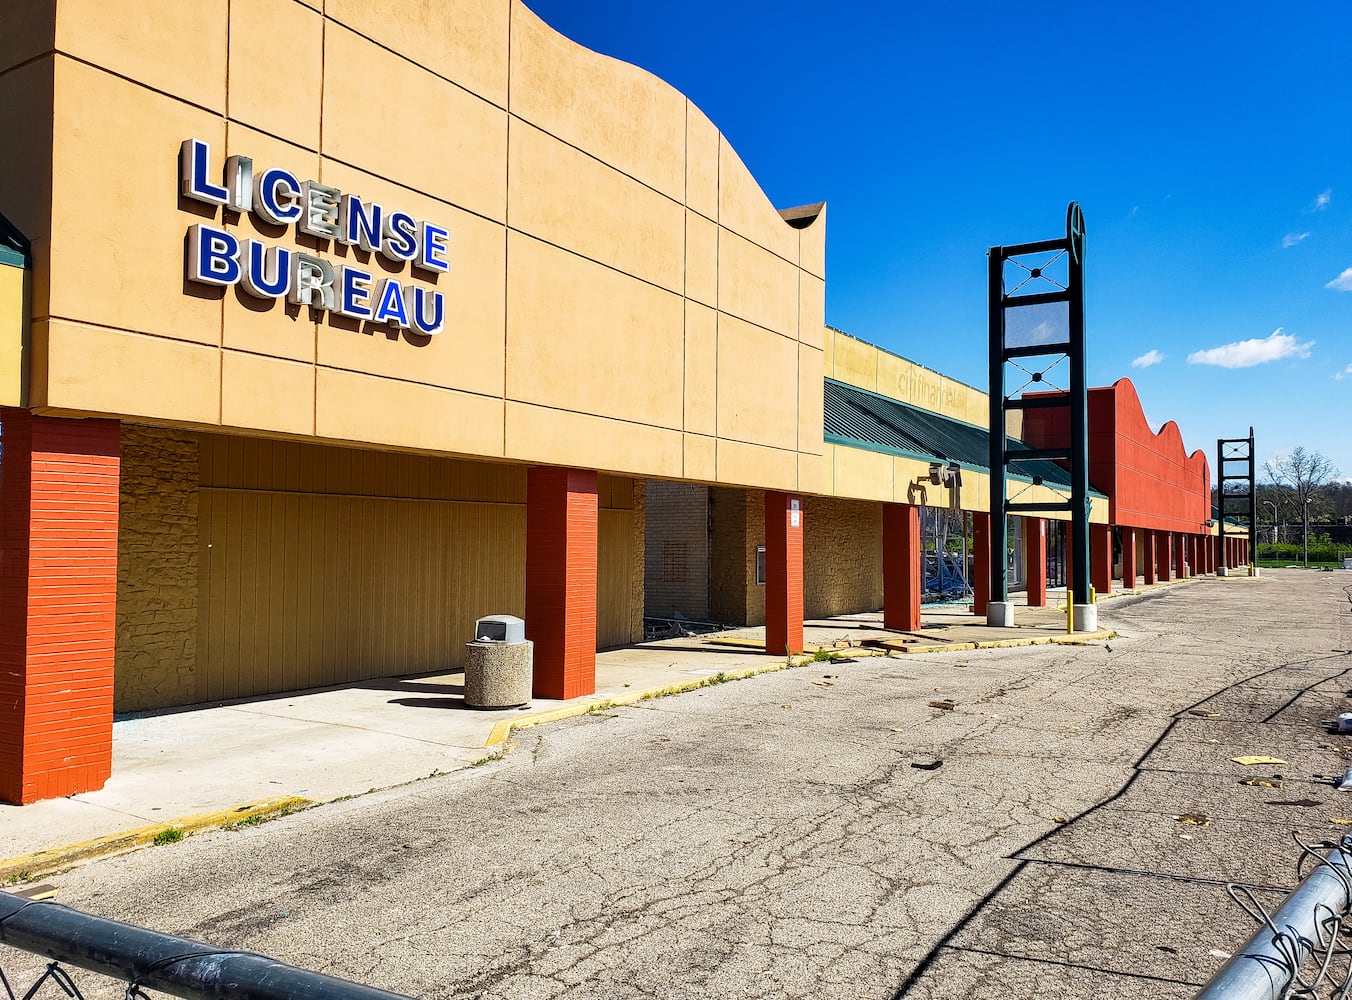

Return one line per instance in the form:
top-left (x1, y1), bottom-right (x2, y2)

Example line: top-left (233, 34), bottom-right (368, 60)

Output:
top-left (3, 569), bottom-right (1350, 999)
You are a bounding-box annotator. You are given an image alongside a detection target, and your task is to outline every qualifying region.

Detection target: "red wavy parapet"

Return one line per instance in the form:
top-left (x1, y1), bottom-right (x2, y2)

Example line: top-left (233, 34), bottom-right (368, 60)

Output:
top-left (1022, 378), bottom-right (1211, 533)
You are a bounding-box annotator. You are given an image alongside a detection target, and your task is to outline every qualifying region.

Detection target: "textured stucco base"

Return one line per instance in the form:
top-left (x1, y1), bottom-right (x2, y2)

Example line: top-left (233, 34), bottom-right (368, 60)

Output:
top-left (803, 496), bottom-right (882, 620)
top-left (115, 424), bottom-right (199, 712)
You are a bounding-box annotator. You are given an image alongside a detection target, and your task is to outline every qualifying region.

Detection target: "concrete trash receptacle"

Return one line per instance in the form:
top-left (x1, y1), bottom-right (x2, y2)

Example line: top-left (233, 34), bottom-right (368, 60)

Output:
top-left (465, 614), bottom-right (532, 709)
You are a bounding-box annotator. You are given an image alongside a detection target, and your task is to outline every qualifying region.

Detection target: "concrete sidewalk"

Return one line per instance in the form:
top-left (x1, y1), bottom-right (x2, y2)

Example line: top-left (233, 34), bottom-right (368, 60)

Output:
top-left (0, 590), bottom-right (1135, 871)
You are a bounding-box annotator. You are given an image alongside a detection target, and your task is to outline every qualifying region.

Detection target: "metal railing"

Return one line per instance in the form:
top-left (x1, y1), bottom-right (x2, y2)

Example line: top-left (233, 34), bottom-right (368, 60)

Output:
top-left (0, 892), bottom-right (415, 1000)
top-left (1198, 833), bottom-right (1352, 999)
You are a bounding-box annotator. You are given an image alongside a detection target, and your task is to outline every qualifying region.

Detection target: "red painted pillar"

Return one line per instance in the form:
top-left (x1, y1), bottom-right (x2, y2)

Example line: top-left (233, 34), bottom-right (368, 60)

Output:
top-left (1024, 518), bottom-right (1047, 608)
top-left (1090, 524), bottom-right (1112, 596)
top-left (526, 466), bottom-right (598, 700)
top-left (883, 503), bottom-right (921, 632)
top-left (1175, 533), bottom-right (1188, 578)
top-left (0, 411), bottom-right (121, 805)
top-left (1142, 531), bottom-right (1158, 585)
top-left (1156, 531), bottom-right (1172, 582)
top-left (1121, 527), bottom-right (1137, 589)
top-left (972, 512), bottom-right (990, 616)
top-left (764, 492), bottom-right (804, 656)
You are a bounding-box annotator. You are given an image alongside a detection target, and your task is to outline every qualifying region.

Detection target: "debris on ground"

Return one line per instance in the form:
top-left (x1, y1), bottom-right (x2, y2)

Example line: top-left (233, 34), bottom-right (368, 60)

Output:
top-left (910, 760), bottom-right (943, 771)
top-left (1232, 755), bottom-right (1288, 766)
top-left (1174, 814), bottom-right (1212, 826)
top-left (928, 699), bottom-right (957, 711)
top-left (1239, 778), bottom-right (1284, 788)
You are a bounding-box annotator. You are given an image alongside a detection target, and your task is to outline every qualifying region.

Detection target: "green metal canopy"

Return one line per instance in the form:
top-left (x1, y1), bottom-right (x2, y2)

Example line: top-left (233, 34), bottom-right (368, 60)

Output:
top-left (0, 212), bottom-right (29, 268)
top-left (823, 377), bottom-right (1103, 497)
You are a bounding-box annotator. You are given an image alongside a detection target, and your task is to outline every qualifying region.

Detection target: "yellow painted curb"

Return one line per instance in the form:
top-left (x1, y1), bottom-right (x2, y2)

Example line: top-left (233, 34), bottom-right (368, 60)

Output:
top-left (0, 795), bottom-right (311, 884)
top-left (485, 660), bottom-right (805, 747)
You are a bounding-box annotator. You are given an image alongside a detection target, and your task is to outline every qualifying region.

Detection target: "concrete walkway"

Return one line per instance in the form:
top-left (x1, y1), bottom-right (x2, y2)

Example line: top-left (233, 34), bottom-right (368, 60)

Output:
top-left (0, 591), bottom-right (1125, 867)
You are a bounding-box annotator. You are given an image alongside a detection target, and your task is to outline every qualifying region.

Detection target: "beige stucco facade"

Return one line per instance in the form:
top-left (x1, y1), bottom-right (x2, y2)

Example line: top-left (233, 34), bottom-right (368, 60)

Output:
top-left (0, 0), bottom-right (826, 495)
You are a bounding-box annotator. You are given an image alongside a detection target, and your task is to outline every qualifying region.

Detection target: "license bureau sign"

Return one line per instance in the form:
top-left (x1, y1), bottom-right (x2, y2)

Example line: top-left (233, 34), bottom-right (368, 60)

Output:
top-left (179, 138), bottom-right (446, 336)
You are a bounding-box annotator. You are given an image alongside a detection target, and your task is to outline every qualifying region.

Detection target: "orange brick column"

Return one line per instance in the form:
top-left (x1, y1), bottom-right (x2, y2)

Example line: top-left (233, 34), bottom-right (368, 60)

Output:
top-left (1121, 528), bottom-right (1137, 590)
top-left (526, 467), bottom-right (598, 701)
top-left (1156, 531), bottom-right (1173, 582)
top-left (971, 512), bottom-right (990, 616)
top-left (1091, 524), bottom-right (1113, 597)
top-left (0, 411), bottom-right (121, 805)
top-left (1174, 533), bottom-right (1188, 578)
top-left (882, 503), bottom-right (921, 632)
top-left (764, 492), bottom-right (804, 656)
top-left (1142, 531), bottom-right (1158, 585)
top-left (1024, 517), bottom-right (1047, 608)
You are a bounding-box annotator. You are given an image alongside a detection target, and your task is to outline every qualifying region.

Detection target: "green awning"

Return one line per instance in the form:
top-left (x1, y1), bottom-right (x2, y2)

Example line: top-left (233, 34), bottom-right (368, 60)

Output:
top-left (823, 377), bottom-right (1104, 497)
top-left (0, 212), bottom-right (29, 268)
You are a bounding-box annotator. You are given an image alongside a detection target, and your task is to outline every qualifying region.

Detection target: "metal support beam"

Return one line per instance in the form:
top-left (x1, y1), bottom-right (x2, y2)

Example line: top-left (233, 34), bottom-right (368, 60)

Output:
top-left (987, 202), bottom-right (1089, 618)
top-left (1217, 428), bottom-right (1257, 571)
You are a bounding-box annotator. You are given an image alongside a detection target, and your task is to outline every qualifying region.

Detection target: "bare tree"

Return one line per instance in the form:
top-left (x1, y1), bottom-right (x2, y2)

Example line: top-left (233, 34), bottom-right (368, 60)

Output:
top-left (1263, 447), bottom-right (1341, 565)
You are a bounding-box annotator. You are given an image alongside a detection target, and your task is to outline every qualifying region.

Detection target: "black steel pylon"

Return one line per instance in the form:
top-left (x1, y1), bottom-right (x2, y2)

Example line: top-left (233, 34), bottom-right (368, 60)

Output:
top-left (1217, 429), bottom-right (1257, 569)
top-left (987, 202), bottom-right (1090, 610)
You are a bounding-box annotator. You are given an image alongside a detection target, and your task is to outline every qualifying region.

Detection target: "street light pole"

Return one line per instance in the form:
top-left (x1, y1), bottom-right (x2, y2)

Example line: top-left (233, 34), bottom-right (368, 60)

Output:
top-left (1304, 497), bottom-right (1311, 568)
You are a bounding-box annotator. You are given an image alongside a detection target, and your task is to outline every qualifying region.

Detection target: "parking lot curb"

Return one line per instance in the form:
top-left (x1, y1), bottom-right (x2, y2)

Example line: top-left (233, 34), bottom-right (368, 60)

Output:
top-left (483, 660), bottom-right (805, 747)
top-left (0, 795), bottom-right (312, 884)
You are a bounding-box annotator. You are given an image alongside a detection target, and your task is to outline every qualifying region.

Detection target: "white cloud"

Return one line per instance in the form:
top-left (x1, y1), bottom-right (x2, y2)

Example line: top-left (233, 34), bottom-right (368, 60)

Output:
top-left (1336, 364), bottom-right (1352, 382)
top-left (1131, 349), bottom-right (1165, 368)
top-left (1282, 231), bottom-right (1310, 248)
top-left (1027, 320), bottom-right (1059, 344)
top-left (1314, 188), bottom-right (1332, 210)
top-left (1186, 328), bottom-right (1314, 369)
top-left (1327, 268), bottom-right (1352, 291)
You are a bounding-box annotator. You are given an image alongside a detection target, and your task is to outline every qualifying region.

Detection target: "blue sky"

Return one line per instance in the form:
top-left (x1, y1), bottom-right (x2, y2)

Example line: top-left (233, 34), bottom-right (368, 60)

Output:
top-left (524, 1), bottom-right (1351, 480)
